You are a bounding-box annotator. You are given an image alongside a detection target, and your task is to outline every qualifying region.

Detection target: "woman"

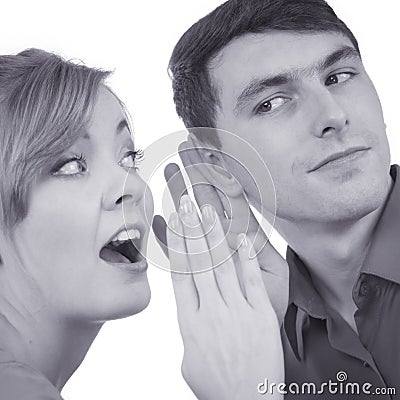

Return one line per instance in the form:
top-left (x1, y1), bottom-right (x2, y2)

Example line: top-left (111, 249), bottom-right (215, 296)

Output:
top-left (0, 48), bottom-right (283, 400)
top-left (0, 48), bottom-right (154, 398)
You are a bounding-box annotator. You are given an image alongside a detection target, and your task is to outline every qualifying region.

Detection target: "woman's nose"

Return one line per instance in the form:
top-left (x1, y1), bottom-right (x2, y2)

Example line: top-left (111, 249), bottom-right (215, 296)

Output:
top-left (102, 169), bottom-right (146, 211)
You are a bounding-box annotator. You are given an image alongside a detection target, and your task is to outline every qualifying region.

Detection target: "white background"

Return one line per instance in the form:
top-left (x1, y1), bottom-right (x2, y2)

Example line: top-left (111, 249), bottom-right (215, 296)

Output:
top-left (1, 1), bottom-right (399, 399)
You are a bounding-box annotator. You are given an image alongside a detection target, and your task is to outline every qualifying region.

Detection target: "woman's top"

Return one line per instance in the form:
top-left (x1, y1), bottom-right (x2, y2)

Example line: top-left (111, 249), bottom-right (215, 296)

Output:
top-left (0, 347), bottom-right (63, 400)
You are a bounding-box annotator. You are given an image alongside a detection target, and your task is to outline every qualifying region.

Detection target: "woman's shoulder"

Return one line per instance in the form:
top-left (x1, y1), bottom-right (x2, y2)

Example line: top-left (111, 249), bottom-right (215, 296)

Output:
top-left (0, 347), bottom-right (63, 400)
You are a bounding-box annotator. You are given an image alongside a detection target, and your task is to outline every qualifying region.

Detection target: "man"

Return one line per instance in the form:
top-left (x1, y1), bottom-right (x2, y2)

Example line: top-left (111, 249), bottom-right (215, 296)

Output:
top-left (155, 0), bottom-right (399, 398)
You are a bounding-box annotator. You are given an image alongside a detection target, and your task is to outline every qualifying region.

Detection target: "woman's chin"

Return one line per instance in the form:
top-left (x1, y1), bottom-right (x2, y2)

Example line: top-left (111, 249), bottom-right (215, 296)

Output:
top-left (128, 281), bottom-right (151, 317)
top-left (110, 279), bottom-right (151, 320)
top-left (84, 275), bottom-right (152, 322)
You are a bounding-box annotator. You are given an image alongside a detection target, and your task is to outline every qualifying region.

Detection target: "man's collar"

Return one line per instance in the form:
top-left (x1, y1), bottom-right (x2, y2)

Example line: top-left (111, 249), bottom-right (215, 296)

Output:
top-left (284, 248), bottom-right (326, 361)
top-left (286, 247), bottom-right (327, 319)
top-left (361, 165), bottom-right (400, 285)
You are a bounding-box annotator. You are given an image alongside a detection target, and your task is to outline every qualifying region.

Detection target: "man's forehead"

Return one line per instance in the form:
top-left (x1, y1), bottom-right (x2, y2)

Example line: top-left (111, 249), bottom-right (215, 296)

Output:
top-left (209, 31), bottom-right (357, 90)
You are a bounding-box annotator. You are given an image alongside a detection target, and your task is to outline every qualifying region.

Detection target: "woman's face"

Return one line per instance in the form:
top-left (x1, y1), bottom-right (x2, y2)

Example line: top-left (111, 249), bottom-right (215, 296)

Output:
top-left (4, 87), bottom-right (153, 322)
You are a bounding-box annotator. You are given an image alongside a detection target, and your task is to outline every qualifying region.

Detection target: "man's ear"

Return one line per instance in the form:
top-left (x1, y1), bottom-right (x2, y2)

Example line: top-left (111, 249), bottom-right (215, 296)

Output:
top-left (185, 134), bottom-right (243, 198)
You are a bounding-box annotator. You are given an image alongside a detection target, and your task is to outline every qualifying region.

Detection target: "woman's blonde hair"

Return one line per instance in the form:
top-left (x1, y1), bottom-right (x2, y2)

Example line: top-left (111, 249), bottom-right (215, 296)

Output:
top-left (0, 49), bottom-right (110, 232)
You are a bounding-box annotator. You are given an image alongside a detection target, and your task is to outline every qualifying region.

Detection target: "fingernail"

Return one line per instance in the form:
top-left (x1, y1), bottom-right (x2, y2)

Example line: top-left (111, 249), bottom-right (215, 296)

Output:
top-left (169, 212), bottom-right (179, 230)
top-left (201, 204), bottom-right (215, 222)
top-left (237, 233), bottom-right (248, 248)
top-left (179, 194), bottom-right (193, 215)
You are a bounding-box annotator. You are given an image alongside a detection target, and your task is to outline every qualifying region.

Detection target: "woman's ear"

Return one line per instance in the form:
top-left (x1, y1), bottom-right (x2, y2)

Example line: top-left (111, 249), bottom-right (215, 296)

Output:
top-left (183, 134), bottom-right (243, 198)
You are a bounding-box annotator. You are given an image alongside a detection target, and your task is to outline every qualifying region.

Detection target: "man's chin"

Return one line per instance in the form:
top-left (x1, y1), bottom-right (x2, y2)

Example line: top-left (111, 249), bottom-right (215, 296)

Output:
top-left (315, 180), bottom-right (390, 223)
top-left (276, 173), bottom-right (391, 225)
top-left (312, 162), bottom-right (392, 219)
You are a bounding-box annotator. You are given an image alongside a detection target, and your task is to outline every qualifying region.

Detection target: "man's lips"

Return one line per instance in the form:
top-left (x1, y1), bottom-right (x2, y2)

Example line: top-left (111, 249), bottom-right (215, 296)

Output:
top-left (308, 146), bottom-right (371, 172)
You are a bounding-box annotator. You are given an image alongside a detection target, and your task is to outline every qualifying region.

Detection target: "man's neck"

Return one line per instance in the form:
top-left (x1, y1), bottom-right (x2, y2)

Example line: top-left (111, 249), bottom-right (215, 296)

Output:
top-left (276, 175), bottom-right (393, 329)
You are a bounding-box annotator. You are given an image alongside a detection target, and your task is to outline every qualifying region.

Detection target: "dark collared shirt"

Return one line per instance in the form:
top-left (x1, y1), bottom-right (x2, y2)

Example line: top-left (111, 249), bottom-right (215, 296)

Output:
top-left (282, 165), bottom-right (400, 399)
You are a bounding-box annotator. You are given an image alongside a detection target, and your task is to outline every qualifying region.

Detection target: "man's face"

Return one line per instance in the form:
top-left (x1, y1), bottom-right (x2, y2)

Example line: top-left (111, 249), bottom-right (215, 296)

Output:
top-left (209, 31), bottom-right (391, 223)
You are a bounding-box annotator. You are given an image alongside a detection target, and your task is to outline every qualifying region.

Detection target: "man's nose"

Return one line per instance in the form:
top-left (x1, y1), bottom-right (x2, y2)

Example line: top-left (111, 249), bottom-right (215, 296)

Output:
top-left (102, 168), bottom-right (146, 211)
top-left (309, 89), bottom-right (348, 138)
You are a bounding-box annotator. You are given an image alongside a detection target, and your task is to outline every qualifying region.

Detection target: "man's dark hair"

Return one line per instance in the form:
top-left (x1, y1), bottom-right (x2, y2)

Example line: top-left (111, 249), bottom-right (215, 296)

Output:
top-left (169, 0), bottom-right (360, 146)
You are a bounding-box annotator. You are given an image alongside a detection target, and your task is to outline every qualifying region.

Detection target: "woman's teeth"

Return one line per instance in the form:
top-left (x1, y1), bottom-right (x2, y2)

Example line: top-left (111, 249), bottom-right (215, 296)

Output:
top-left (111, 228), bottom-right (141, 245)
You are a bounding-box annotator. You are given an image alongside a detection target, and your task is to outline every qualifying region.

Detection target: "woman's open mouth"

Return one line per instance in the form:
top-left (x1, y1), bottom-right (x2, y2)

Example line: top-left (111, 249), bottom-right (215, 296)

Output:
top-left (99, 227), bottom-right (146, 269)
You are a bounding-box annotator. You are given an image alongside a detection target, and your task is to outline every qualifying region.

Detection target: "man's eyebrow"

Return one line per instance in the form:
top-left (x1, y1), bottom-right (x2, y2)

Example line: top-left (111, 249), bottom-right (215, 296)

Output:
top-left (318, 45), bottom-right (360, 72)
top-left (234, 45), bottom-right (360, 115)
top-left (235, 74), bottom-right (292, 114)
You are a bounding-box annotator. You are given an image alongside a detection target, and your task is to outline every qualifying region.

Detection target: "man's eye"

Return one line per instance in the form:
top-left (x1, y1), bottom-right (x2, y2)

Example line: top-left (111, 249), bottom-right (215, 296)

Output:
top-left (119, 149), bottom-right (144, 169)
top-left (325, 72), bottom-right (354, 86)
top-left (52, 155), bottom-right (87, 177)
top-left (256, 97), bottom-right (290, 114)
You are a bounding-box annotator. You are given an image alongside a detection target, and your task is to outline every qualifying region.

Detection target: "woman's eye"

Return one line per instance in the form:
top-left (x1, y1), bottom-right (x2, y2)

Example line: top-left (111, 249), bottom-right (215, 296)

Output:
top-left (256, 97), bottom-right (290, 114)
top-left (119, 149), bottom-right (144, 170)
top-left (325, 72), bottom-right (354, 86)
top-left (52, 155), bottom-right (87, 177)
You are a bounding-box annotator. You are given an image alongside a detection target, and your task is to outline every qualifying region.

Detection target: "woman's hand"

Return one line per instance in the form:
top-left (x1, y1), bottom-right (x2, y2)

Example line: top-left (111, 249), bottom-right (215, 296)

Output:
top-left (154, 137), bottom-right (289, 325)
top-left (167, 195), bottom-right (284, 400)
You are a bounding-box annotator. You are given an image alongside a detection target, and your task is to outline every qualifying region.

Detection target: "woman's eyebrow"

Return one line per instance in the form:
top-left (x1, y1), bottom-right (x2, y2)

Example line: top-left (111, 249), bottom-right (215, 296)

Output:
top-left (75, 119), bottom-right (131, 141)
top-left (80, 130), bottom-right (91, 140)
top-left (234, 45), bottom-right (361, 115)
top-left (116, 118), bottom-right (131, 135)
